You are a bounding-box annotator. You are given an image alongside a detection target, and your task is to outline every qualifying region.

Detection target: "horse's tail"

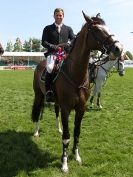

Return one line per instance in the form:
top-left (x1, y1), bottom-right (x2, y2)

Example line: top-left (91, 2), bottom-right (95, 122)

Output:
top-left (31, 67), bottom-right (45, 122)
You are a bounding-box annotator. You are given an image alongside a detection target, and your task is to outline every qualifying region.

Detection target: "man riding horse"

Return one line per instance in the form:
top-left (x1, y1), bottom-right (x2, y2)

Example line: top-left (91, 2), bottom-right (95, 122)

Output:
top-left (41, 8), bottom-right (75, 102)
top-left (32, 11), bottom-right (123, 172)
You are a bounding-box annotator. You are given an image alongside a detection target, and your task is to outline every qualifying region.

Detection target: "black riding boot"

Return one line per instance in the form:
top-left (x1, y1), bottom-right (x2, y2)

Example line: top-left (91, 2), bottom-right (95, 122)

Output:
top-left (45, 72), bottom-right (54, 102)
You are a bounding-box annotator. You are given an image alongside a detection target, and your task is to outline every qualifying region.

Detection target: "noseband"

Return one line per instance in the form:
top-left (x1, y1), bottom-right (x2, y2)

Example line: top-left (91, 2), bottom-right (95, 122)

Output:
top-left (88, 23), bottom-right (119, 54)
top-left (116, 57), bottom-right (124, 72)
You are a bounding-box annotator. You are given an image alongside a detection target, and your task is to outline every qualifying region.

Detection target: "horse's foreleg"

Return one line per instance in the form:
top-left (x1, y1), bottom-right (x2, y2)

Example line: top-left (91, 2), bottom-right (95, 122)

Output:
top-left (72, 107), bottom-right (85, 165)
top-left (61, 108), bottom-right (71, 173)
top-left (90, 95), bottom-right (94, 108)
top-left (97, 92), bottom-right (102, 109)
top-left (34, 122), bottom-right (40, 137)
top-left (54, 103), bottom-right (62, 134)
top-left (89, 84), bottom-right (97, 108)
top-left (94, 80), bottom-right (103, 109)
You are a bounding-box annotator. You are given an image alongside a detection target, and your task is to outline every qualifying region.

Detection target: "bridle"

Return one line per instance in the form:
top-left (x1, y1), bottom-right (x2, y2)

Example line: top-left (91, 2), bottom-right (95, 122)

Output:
top-left (96, 56), bottom-right (124, 75)
top-left (115, 57), bottom-right (125, 73)
top-left (88, 22), bottom-right (119, 54)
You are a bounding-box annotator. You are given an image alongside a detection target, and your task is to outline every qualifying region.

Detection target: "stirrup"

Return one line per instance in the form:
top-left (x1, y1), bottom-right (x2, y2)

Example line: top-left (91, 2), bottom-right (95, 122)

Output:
top-left (46, 90), bottom-right (53, 95)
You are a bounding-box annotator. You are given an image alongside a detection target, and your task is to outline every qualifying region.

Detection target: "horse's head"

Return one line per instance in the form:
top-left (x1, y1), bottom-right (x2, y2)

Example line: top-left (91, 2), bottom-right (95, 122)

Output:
top-left (114, 55), bottom-right (125, 76)
top-left (82, 11), bottom-right (123, 58)
top-left (0, 43), bottom-right (4, 55)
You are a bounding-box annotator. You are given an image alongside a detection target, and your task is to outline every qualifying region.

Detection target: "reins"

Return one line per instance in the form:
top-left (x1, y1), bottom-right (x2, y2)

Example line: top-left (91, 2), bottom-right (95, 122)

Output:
top-left (60, 69), bottom-right (89, 90)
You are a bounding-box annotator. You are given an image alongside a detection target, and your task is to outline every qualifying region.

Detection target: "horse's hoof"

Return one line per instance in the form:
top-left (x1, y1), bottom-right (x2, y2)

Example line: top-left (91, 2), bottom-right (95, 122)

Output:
top-left (61, 166), bottom-right (69, 173)
top-left (76, 157), bottom-right (82, 165)
top-left (98, 105), bottom-right (103, 109)
top-left (74, 149), bottom-right (82, 165)
top-left (61, 164), bottom-right (69, 173)
top-left (97, 108), bottom-right (102, 110)
top-left (59, 128), bottom-right (62, 134)
top-left (34, 132), bottom-right (40, 137)
top-left (61, 156), bottom-right (69, 173)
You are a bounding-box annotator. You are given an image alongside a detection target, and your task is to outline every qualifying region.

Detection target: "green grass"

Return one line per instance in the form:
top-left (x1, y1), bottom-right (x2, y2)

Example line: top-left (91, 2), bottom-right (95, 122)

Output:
top-left (0, 69), bottom-right (133, 177)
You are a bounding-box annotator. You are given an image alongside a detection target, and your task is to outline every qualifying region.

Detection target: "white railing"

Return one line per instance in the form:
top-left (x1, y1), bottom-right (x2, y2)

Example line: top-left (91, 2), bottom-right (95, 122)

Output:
top-left (124, 60), bottom-right (133, 68)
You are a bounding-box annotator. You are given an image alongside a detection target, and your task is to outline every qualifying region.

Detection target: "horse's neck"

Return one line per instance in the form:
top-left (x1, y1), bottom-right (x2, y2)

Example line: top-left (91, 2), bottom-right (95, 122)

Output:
top-left (66, 26), bottom-right (90, 83)
top-left (100, 59), bottom-right (116, 71)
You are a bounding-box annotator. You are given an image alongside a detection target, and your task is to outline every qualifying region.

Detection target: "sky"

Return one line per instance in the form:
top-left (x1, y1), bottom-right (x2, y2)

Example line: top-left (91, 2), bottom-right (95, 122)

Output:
top-left (0, 0), bottom-right (133, 53)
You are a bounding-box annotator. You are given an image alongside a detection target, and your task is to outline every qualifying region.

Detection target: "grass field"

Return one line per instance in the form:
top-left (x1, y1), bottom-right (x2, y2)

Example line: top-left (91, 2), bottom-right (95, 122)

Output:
top-left (0, 69), bottom-right (133, 177)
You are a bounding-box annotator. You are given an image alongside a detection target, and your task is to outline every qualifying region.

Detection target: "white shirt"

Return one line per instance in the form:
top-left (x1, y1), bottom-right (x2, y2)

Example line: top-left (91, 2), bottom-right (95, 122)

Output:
top-left (55, 23), bottom-right (63, 33)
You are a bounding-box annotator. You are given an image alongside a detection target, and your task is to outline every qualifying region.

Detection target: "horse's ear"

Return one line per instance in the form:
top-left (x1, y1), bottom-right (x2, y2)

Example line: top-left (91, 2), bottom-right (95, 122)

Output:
top-left (82, 11), bottom-right (93, 24)
top-left (96, 13), bottom-right (101, 18)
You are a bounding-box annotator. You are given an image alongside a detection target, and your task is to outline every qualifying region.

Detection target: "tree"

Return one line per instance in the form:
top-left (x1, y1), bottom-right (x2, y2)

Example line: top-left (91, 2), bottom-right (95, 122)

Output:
top-left (29, 38), bottom-right (41, 52)
top-left (125, 51), bottom-right (133, 60)
top-left (23, 38), bottom-right (43, 52)
top-left (23, 40), bottom-right (31, 52)
top-left (5, 41), bottom-right (14, 51)
top-left (13, 37), bottom-right (23, 52)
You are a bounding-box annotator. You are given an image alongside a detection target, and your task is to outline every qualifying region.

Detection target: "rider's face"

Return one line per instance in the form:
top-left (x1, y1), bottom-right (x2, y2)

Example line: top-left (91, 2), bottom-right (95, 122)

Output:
top-left (54, 11), bottom-right (64, 25)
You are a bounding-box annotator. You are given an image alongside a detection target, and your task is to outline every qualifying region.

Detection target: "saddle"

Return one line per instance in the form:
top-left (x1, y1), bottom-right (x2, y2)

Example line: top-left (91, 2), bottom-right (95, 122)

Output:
top-left (41, 63), bottom-right (62, 83)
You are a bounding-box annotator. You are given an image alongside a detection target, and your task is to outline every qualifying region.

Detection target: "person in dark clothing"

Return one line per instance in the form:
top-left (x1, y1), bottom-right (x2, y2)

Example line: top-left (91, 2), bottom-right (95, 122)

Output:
top-left (41, 8), bottom-right (75, 102)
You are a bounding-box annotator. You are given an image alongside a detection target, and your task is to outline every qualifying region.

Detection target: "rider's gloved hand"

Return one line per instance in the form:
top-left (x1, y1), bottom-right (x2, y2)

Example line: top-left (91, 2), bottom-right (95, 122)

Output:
top-left (50, 44), bottom-right (58, 50)
top-left (64, 43), bottom-right (70, 52)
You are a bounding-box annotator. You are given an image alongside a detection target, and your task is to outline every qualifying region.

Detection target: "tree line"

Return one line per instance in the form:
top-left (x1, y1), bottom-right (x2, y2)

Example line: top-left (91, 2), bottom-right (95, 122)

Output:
top-left (5, 37), bottom-right (133, 60)
top-left (5, 37), bottom-right (46, 52)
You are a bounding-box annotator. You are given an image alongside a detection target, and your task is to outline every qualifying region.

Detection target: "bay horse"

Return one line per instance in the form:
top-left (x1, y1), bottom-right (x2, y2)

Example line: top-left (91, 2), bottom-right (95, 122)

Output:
top-left (89, 54), bottom-right (125, 109)
top-left (0, 43), bottom-right (4, 55)
top-left (31, 11), bottom-right (123, 172)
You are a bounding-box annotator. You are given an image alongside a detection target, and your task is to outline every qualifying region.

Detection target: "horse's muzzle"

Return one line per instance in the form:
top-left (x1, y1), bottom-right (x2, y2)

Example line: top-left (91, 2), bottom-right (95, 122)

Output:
top-left (119, 71), bottom-right (125, 76)
top-left (111, 42), bottom-right (123, 58)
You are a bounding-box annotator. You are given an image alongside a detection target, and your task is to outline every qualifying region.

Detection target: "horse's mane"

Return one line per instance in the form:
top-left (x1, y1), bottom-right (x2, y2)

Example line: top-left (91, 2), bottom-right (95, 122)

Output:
top-left (91, 16), bottom-right (106, 25)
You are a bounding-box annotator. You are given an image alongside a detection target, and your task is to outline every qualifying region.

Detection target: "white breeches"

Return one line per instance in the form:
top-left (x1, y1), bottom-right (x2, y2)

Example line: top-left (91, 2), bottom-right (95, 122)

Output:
top-left (46, 55), bottom-right (56, 73)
